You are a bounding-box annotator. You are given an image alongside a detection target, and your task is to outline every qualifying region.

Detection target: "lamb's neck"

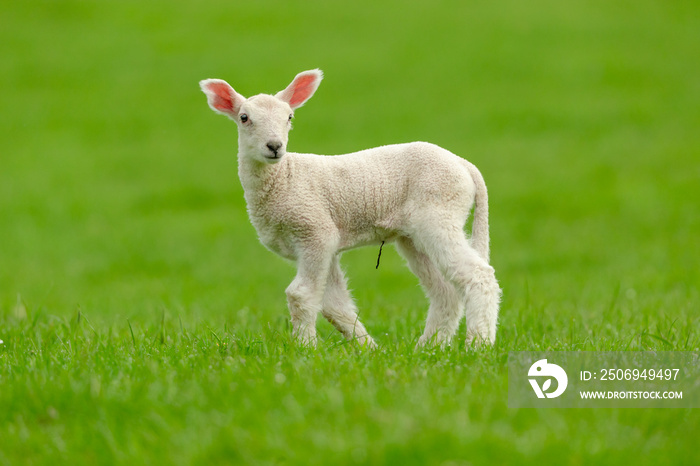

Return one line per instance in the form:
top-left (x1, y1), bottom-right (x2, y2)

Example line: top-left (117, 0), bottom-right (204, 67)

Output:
top-left (237, 151), bottom-right (283, 207)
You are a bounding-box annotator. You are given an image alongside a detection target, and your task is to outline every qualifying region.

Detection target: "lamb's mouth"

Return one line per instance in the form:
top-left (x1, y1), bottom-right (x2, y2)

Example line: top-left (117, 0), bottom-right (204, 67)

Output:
top-left (263, 153), bottom-right (283, 162)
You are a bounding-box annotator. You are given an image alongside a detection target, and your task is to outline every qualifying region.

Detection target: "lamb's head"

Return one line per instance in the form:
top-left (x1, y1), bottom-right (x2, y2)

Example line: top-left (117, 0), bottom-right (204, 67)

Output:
top-left (200, 69), bottom-right (323, 164)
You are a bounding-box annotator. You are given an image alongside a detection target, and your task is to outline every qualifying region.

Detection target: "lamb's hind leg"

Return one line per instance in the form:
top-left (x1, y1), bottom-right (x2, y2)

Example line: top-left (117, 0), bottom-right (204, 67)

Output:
top-left (396, 236), bottom-right (463, 348)
top-left (410, 222), bottom-right (501, 347)
top-left (321, 255), bottom-right (376, 348)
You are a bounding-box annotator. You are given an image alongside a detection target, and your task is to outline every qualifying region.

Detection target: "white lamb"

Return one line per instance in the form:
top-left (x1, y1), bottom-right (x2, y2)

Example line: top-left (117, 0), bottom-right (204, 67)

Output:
top-left (200, 69), bottom-right (501, 349)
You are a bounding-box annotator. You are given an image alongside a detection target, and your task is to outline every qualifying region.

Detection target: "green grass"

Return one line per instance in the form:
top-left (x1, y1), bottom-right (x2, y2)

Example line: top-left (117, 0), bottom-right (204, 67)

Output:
top-left (1, 0), bottom-right (699, 464)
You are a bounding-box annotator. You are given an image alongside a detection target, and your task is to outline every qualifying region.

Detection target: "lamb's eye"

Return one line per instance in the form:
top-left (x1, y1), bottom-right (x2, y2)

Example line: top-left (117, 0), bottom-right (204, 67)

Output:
top-left (240, 114), bottom-right (248, 123)
top-left (288, 114), bottom-right (293, 121)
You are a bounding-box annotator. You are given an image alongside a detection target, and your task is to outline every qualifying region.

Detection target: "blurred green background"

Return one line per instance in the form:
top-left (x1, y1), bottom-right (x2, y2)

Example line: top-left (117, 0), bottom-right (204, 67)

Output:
top-left (1, 0), bottom-right (699, 464)
top-left (2, 0), bottom-right (698, 322)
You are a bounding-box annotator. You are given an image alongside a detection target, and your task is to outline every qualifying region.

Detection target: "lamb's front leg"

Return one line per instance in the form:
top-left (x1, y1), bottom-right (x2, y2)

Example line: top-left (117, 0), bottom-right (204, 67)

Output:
top-left (321, 255), bottom-right (377, 348)
top-left (285, 239), bottom-right (336, 347)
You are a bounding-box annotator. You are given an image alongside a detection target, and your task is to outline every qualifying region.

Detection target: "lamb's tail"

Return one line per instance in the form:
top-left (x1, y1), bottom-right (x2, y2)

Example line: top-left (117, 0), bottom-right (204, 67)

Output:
top-left (464, 161), bottom-right (491, 263)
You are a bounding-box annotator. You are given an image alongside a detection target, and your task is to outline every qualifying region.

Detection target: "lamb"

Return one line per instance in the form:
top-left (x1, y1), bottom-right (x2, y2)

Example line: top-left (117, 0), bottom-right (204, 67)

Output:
top-left (199, 69), bottom-right (501, 349)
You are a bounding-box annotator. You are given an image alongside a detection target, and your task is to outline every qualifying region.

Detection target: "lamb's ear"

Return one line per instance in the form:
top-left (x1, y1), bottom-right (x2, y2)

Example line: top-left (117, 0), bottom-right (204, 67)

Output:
top-left (199, 79), bottom-right (245, 119)
top-left (276, 69), bottom-right (323, 110)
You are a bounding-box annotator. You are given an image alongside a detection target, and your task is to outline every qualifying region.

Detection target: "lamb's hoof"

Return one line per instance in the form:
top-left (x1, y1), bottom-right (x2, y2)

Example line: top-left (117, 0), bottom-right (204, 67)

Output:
top-left (415, 334), bottom-right (449, 350)
top-left (355, 335), bottom-right (378, 350)
top-left (293, 333), bottom-right (317, 348)
top-left (465, 333), bottom-right (494, 350)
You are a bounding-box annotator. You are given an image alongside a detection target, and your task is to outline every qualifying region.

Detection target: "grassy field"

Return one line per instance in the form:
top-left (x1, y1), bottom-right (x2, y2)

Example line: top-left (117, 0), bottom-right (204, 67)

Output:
top-left (1, 0), bottom-right (699, 464)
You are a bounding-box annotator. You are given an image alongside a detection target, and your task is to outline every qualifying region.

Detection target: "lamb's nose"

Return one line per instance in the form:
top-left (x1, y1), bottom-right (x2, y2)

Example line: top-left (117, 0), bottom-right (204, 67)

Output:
top-left (266, 141), bottom-right (282, 155)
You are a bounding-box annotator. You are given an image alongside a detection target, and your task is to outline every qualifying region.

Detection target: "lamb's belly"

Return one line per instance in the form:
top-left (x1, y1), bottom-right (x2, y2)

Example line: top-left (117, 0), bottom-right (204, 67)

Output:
top-left (251, 210), bottom-right (401, 258)
top-left (338, 226), bottom-right (398, 252)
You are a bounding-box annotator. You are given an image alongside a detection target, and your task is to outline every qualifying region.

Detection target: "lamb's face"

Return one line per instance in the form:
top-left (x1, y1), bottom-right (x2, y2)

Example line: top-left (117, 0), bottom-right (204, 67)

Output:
top-left (236, 94), bottom-right (293, 164)
top-left (201, 70), bottom-right (322, 164)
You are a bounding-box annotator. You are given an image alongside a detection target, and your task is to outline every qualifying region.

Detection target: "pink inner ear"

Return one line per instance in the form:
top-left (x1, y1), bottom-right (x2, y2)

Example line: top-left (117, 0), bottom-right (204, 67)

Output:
top-left (207, 82), bottom-right (234, 112)
top-left (289, 75), bottom-right (317, 107)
